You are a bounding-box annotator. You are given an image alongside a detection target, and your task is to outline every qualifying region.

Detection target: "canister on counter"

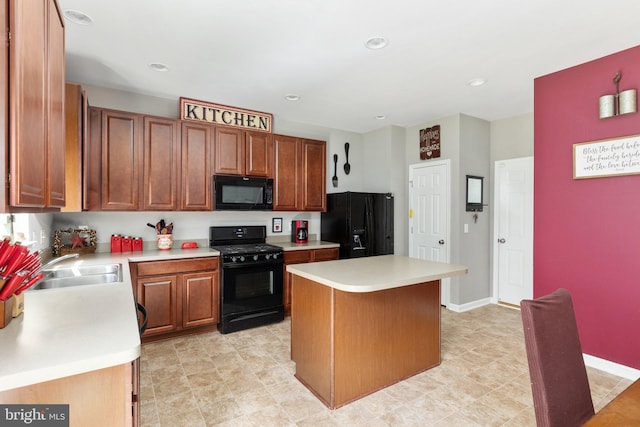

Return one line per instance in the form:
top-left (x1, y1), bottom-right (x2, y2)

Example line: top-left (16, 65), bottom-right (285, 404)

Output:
top-left (110, 234), bottom-right (122, 252)
top-left (132, 237), bottom-right (143, 252)
top-left (122, 236), bottom-right (133, 252)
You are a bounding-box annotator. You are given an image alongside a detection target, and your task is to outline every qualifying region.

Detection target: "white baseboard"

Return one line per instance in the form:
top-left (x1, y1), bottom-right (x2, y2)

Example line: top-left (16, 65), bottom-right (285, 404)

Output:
top-left (446, 297), bottom-right (491, 313)
top-left (583, 353), bottom-right (640, 381)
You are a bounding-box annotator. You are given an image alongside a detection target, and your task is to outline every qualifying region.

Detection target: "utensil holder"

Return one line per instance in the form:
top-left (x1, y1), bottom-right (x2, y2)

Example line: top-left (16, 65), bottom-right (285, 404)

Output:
top-left (0, 296), bottom-right (15, 329)
top-left (157, 234), bottom-right (173, 250)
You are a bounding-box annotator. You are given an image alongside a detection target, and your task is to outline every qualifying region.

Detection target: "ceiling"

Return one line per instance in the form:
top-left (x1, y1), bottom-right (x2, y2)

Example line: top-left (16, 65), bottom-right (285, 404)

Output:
top-left (59, 0), bottom-right (640, 134)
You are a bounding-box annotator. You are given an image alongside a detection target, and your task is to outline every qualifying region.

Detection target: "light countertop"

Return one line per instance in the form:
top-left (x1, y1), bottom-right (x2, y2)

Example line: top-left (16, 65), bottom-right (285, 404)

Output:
top-left (0, 257), bottom-right (140, 392)
top-left (0, 239), bottom-right (342, 392)
top-left (286, 255), bottom-right (468, 293)
top-left (271, 240), bottom-right (340, 251)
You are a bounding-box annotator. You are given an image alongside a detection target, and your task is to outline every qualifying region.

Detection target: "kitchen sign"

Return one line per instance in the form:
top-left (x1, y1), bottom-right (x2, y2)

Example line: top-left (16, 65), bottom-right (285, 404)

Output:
top-left (573, 133), bottom-right (640, 179)
top-left (180, 97), bottom-right (273, 133)
top-left (419, 125), bottom-right (441, 160)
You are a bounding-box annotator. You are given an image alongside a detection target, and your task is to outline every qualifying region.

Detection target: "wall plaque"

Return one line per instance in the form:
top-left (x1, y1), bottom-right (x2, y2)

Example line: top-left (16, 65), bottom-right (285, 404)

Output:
top-left (573, 134), bottom-right (640, 179)
top-left (180, 97), bottom-right (273, 133)
top-left (419, 125), bottom-right (441, 160)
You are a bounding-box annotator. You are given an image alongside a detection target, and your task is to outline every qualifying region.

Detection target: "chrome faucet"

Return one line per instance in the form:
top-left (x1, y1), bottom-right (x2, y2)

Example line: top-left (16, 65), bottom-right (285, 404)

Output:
top-left (38, 253), bottom-right (80, 272)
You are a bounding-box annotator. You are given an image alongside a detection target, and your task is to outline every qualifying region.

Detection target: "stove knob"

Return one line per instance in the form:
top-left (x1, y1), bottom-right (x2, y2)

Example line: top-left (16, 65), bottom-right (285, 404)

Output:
top-left (230, 256), bottom-right (237, 263)
top-left (272, 253), bottom-right (279, 260)
top-left (240, 256), bottom-right (245, 262)
top-left (253, 255), bottom-right (259, 261)
top-left (265, 254), bottom-right (271, 260)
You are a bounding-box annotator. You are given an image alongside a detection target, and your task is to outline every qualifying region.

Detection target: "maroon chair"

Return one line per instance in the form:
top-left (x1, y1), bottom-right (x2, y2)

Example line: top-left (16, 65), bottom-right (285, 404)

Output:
top-left (520, 288), bottom-right (595, 427)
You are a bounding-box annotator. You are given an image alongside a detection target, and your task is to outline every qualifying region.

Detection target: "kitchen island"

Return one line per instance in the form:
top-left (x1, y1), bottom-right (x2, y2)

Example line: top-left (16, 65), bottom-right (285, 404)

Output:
top-left (287, 255), bottom-right (467, 409)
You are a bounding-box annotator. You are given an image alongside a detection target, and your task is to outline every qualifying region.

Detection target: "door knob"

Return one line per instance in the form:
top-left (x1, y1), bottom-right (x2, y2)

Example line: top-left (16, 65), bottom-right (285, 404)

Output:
top-left (438, 240), bottom-right (445, 245)
top-left (498, 238), bottom-right (506, 243)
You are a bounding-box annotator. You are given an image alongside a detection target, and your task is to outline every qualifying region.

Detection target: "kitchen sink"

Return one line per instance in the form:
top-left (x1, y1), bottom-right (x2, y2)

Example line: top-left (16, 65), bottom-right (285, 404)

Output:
top-left (29, 263), bottom-right (123, 291)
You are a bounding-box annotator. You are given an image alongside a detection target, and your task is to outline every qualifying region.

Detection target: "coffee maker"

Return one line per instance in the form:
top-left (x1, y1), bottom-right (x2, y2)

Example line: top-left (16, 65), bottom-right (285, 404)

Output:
top-left (291, 220), bottom-right (309, 244)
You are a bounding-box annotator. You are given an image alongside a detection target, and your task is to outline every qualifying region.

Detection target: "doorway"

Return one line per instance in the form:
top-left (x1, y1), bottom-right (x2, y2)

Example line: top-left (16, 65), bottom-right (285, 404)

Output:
top-left (493, 157), bottom-right (533, 306)
top-left (409, 160), bottom-right (451, 306)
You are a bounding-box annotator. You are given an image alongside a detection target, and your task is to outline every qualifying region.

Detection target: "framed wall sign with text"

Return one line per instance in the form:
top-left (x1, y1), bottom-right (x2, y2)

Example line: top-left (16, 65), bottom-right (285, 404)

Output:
top-left (573, 134), bottom-right (640, 179)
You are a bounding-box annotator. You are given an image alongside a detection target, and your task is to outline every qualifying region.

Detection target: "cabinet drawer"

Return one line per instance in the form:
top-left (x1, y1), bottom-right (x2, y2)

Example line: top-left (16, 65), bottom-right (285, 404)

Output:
top-left (284, 250), bottom-right (312, 264)
top-left (312, 248), bottom-right (339, 261)
top-left (136, 257), bottom-right (218, 276)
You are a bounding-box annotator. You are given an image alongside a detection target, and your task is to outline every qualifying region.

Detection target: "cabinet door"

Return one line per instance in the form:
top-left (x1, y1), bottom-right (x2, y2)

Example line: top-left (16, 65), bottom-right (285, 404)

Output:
top-left (84, 107), bottom-right (101, 210)
top-left (273, 134), bottom-right (299, 211)
top-left (45, 0), bottom-right (65, 207)
top-left (9, 0), bottom-right (47, 207)
top-left (183, 271), bottom-right (219, 328)
top-left (283, 250), bottom-right (312, 314)
top-left (138, 275), bottom-right (180, 336)
top-left (101, 110), bottom-right (141, 210)
top-left (180, 122), bottom-right (212, 210)
top-left (245, 131), bottom-right (272, 177)
top-left (63, 83), bottom-right (84, 212)
top-left (300, 139), bottom-right (326, 211)
top-left (214, 127), bottom-right (244, 175)
top-left (143, 116), bottom-right (179, 210)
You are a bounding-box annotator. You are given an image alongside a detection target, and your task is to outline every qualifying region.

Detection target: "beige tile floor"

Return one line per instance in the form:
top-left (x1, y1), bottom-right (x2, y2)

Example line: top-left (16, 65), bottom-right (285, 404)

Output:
top-left (139, 304), bottom-right (632, 426)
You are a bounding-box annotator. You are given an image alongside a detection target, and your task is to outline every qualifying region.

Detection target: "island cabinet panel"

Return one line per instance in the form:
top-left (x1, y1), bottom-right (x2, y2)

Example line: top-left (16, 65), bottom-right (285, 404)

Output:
top-left (290, 276), bottom-right (332, 401)
top-left (291, 275), bottom-right (441, 409)
top-left (131, 257), bottom-right (220, 342)
top-left (143, 116), bottom-right (179, 210)
top-left (180, 121), bottom-right (213, 210)
top-left (0, 362), bottom-right (135, 427)
top-left (333, 282), bottom-right (440, 406)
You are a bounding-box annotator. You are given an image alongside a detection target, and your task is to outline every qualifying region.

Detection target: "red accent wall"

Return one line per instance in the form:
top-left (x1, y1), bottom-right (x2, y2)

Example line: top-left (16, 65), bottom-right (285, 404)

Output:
top-left (534, 45), bottom-right (640, 369)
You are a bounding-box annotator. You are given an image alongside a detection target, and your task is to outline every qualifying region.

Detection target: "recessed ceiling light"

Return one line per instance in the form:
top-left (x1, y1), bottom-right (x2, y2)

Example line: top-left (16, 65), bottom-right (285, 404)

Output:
top-left (375, 115), bottom-right (386, 120)
top-left (365, 37), bottom-right (389, 50)
top-left (467, 78), bottom-right (487, 87)
top-left (149, 63), bottom-right (169, 72)
top-left (63, 9), bottom-right (93, 25)
top-left (284, 94), bottom-right (300, 101)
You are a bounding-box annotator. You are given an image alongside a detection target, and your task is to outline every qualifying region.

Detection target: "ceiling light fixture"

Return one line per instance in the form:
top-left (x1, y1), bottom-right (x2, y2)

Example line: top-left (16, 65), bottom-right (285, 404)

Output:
top-left (284, 94), bottom-right (300, 101)
top-left (375, 115), bottom-right (386, 120)
top-left (365, 37), bottom-right (389, 50)
top-left (467, 78), bottom-right (487, 87)
top-left (148, 63), bottom-right (169, 72)
top-left (63, 9), bottom-right (93, 25)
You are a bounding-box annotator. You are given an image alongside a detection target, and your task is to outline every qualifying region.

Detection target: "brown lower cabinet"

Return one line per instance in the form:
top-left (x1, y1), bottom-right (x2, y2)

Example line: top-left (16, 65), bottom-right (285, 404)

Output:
top-left (283, 247), bottom-right (339, 315)
top-left (130, 257), bottom-right (220, 341)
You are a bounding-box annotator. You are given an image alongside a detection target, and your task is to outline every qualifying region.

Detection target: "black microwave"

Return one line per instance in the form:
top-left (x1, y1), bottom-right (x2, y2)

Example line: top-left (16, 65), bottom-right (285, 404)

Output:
top-left (213, 175), bottom-right (273, 210)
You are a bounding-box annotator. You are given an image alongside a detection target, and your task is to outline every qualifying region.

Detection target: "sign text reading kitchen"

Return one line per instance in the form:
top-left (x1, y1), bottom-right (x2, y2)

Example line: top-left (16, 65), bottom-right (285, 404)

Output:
top-left (180, 98), bottom-right (273, 133)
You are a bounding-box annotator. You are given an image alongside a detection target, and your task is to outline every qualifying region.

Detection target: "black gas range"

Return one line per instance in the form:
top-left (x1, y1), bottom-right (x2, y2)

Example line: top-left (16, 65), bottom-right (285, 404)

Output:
top-left (210, 226), bottom-right (284, 334)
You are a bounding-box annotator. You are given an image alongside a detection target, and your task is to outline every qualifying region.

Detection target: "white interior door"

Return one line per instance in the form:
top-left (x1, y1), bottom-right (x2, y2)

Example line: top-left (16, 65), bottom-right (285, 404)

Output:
top-left (493, 157), bottom-right (533, 305)
top-left (409, 160), bottom-right (450, 306)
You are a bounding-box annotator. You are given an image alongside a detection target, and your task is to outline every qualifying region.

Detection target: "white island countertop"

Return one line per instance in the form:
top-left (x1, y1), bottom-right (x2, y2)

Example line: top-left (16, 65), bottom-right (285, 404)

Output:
top-left (287, 255), bottom-right (468, 293)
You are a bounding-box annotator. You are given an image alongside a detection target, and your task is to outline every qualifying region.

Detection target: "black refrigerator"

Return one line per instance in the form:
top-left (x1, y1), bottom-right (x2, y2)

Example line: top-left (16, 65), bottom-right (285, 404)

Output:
top-left (321, 192), bottom-right (394, 259)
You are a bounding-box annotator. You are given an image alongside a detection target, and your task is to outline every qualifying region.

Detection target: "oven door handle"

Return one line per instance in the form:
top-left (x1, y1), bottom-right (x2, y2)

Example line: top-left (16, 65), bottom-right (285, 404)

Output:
top-left (222, 261), bottom-right (283, 269)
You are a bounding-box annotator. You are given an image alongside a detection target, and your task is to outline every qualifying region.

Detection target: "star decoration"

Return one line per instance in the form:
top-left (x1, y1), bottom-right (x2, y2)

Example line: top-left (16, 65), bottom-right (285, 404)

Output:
top-left (70, 233), bottom-right (86, 249)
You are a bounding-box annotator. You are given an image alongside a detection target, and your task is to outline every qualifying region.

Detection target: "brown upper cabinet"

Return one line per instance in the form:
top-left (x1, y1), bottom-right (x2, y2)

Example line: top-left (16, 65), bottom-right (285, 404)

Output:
top-left (214, 128), bottom-right (272, 177)
top-left (62, 83), bottom-right (88, 212)
top-left (3, 0), bottom-right (65, 209)
top-left (273, 135), bottom-right (326, 211)
top-left (143, 116), bottom-right (180, 211)
top-left (180, 121), bottom-right (213, 210)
